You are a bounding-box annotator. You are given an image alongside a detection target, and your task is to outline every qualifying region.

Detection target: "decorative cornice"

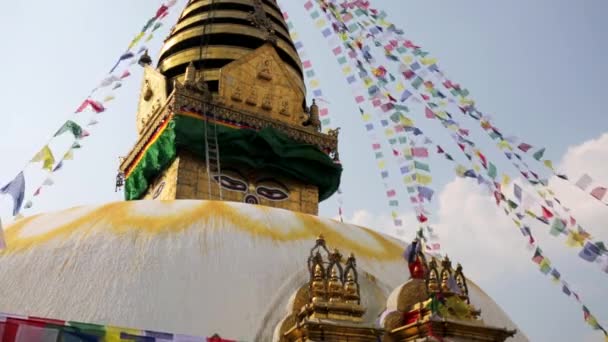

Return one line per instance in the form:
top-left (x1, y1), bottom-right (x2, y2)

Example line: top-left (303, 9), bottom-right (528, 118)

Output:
top-left (120, 84), bottom-right (339, 174)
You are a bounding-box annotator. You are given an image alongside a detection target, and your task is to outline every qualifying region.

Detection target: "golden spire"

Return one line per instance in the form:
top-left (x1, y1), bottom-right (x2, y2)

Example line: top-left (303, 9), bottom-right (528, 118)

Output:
top-left (157, 0), bottom-right (303, 93)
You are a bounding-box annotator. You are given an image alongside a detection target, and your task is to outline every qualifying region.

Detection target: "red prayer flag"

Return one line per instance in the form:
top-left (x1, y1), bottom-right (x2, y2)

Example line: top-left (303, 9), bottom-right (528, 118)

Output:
top-left (541, 206), bottom-right (553, 219)
top-left (417, 213), bottom-right (428, 223)
top-left (75, 99), bottom-right (105, 113)
top-left (590, 186), bottom-right (607, 200)
top-left (411, 147), bottom-right (429, 157)
top-left (436, 146), bottom-right (444, 154)
top-left (120, 70), bottom-right (131, 79)
top-left (518, 143), bottom-right (533, 152)
top-left (387, 189), bottom-right (396, 198)
top-left (425, 107), bottom-right (435, 118)
top-left (155, 5), bottom-right (168, 18)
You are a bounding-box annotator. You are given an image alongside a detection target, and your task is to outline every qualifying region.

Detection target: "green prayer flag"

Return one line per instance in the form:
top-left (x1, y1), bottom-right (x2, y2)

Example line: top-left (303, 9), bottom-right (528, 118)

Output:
top-left (488, 163), bottom-right (497, 179)
top-left (398, 136), bottom-right (407, 144)
top-left (550, 218), bottom-right (566, 236)
top-left (533, 148), bottom-right (546, 161)
top-left (54, 120), bottom-right (83, 139)
top-left (414, 161), bottom-right (430, 172)
top-left (406, 186), bottom-right (416, 194)
top-left (375, 152), bottom-right (383, 159)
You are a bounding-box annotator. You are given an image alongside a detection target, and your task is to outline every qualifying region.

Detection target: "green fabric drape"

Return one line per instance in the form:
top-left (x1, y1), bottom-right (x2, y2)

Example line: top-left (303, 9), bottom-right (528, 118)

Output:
top-left (124, 120), bottom-right (177, 200)
top-left (125, 115), bottom-right (342, 201)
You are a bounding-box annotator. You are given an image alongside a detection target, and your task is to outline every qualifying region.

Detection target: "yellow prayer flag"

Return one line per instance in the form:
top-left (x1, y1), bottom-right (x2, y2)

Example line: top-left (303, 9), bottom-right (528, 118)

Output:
top-left (362, 113), bottom-right (372, 122)
top-left (396, 82), bottom-right (405, 92)
top-left (128, 32), bottom-right (145, 49)
top-left (145, 34), bottom-right (154, 42)
top-left (473, 164), bottom-right (481, 173)
top-left (310, 79), bottom-right (320, 88)
top-left (543, 160), bottom-right (554, 170)
top-left (63, 149), bottom-right (74, 161)
top-left (501, 174), bottom-right (511, 187)
top-left (384, 128), bottom-right (395, 137)
top-left (105, 326), bottom-right (142, 342)
top-left (497, 140), bottom-right (511, 150)
top-left (417, 173), bottom-right (432, 185)
top-left (104, 95), bottom-right (115, 103)
top-left (391, 211), bottom-right (398, 219)
top-left (400, 116), bottom-right (414, 127)
top-left (378, 160), bottom-right (386, 169)
top-left (455, 165), bottom-right (467, 177)
top-left (32, 146), bottom-right (55, 171)
top-left (403, 148), bottom-right (412, 157)
top-left (403, 175), bottom-right (414, 184)
top-left (291, 32), bottom-right (299, 40)
top-left (403, 55), bottom-right (413, 64)
top-left (315, 19), bottom-right (326, 29)
top-left (342, 66), bottom-right (352, 75)
top-left (459, 98), bottom-right (474, 105)
top-left (420, 57), bottom-right (437, 66)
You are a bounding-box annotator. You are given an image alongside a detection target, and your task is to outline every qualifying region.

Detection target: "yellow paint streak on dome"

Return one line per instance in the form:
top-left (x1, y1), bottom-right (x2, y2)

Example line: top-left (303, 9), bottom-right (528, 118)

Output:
top-left (1, 201), bottom-right (403, 261)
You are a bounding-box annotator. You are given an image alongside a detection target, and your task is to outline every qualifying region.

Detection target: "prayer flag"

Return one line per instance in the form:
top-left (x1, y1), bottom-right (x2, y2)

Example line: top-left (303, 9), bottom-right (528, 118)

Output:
top-left (488, 163), bottom-right (497, 179)
top-left (1, 172), bottom-right (25, 216)
top-left (120, 70), bottom-right (131, 79)
top-left (514, 184), bottom-right (522, 202)
top-left (579, 242), bottom-right (601, 262)
top-left (75, 99), bottom-right (105, 113)
top-left (32, 146), bottom-right (55, 171)
top-left (417, 186), bottom-right (434, 201)
top-left (591, 187), bottom-right (607, 200)
top-left (411, 147), bottom-right (429, 157)
top-left (532, 247), bottom-right (544, 264)
top-left (54, 120), bottom-right (83, 139)
top-left (414, 161), bottom-right (430, 172)
top-left (533, 148), bottom-right (545, 161)
top-left (541, 206), bottom-right (553, 219)
top-left (575, 174), bottom-right (593, 190)
top-left (550, 218), bottom-right (566, 236)
top-left (518, 143), bottom-right (532, 152)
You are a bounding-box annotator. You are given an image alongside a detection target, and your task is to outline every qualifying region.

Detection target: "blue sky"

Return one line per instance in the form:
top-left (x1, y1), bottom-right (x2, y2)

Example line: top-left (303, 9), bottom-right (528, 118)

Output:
top-left (1, 0), bottom-right (607, 340)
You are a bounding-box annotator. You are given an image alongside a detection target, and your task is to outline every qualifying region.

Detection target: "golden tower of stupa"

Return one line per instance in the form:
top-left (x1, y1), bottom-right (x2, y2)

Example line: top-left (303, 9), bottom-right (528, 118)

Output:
top-left (119, 0), bottom-right (341, 215)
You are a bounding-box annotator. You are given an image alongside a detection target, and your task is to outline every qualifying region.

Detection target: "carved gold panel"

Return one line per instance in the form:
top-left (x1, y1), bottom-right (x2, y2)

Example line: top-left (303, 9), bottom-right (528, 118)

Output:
top-left (219, 44), bottom-right (305, 126)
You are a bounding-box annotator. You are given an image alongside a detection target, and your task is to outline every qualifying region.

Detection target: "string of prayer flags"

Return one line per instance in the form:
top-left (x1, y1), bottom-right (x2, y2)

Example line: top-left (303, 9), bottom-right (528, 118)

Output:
top-left (0, 311), bottom-right (244, 342)
top-left (0, 0), bottom-right (177, 231)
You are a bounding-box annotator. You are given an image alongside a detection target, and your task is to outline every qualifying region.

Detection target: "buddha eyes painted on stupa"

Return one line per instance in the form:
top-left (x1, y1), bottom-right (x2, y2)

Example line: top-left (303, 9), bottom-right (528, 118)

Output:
top-left (212, 170), bottom-right (290, 202)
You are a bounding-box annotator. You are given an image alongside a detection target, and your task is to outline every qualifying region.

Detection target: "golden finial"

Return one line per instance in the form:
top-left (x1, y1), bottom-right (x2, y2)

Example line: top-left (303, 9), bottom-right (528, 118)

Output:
top-left (311, 264), bottom-right (327, 304)
top-left (184, 62), bottom-right (196, 85)
top-left (427, 257), bottom-right (439, 293)
top-left (328, 267), bottom-right (344, 303)
top-left (138, 50), bottom-right (152, 66)
top-left (317, 234), bottom-right (325, 244)
top-left (343, 270), bottom-right (360, 304)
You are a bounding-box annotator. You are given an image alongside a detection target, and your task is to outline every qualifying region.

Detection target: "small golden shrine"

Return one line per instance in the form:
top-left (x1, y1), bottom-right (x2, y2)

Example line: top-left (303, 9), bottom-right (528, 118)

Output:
top-left (278, 235), bottom-right (384, 342)
top-left (381, 248), bottom-right (517, 342)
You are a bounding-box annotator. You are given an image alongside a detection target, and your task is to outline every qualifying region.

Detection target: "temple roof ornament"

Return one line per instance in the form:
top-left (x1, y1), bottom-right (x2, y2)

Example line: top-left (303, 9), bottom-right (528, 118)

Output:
top-left (278, 235), bottom-right (384, 341)
top-left (382, 244), bottom-right (517, 341)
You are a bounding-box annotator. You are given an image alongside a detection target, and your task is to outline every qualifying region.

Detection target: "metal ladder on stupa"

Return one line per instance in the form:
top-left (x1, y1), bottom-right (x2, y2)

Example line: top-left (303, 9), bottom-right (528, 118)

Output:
top-left (203, 109), bottom-right (223, 200)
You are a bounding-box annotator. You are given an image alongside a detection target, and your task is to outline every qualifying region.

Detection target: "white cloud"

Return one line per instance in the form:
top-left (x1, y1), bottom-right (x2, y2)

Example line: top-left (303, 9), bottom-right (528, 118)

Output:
top-left (343, 133), bottom-right (608, 283)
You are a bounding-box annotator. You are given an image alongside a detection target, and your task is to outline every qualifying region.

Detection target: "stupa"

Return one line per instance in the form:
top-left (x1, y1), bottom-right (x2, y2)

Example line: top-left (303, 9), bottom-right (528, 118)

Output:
top-left (0, 0), bottom-right (528, 341)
